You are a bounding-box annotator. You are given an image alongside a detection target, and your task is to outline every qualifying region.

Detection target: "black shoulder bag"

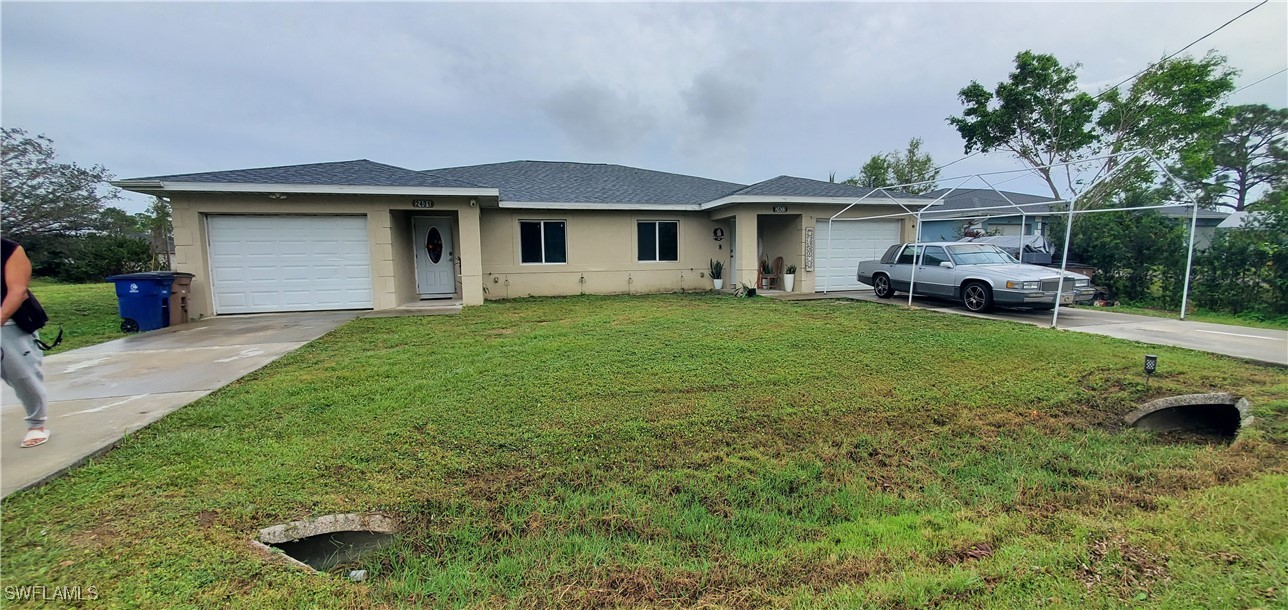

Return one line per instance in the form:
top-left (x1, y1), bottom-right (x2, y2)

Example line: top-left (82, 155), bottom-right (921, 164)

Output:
top-left (12, 290), bottom-right (62, 350)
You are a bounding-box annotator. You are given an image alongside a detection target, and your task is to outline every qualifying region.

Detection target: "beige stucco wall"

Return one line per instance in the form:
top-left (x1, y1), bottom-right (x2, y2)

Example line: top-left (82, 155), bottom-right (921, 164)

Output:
top-left (167, 192), bottom-right (920, 315)
top-left (479, 209), bottom-right (725, 299)
top-left (168, 193), bottom-right (484, 319)
top-left (710, 203), bottom-right (916, 293)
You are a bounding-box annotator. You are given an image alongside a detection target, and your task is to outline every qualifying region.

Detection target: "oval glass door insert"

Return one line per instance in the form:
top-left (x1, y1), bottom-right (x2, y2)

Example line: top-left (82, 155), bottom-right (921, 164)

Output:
top-left (425, 227), bottom-right (444, 264)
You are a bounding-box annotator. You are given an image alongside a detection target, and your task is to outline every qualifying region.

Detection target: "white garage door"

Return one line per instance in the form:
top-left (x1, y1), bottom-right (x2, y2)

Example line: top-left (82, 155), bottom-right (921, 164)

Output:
top-left (814, 219), bottom-right (902, 292)
top-left (207, 215), bottom-right (373, 314)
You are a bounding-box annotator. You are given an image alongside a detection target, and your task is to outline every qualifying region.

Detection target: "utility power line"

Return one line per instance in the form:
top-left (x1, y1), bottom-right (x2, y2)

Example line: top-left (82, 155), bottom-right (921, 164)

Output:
top-left (1093, 0), bottom-right (1268, 100)
top-left (1232, 67), bottom-right (1288, 95)
top-left (935, 1), bottom-right (1270, 174)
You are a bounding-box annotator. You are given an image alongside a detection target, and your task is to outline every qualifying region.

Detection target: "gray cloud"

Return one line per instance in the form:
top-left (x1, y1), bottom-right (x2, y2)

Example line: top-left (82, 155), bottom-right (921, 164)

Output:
top-left (542, 83), bottom-right (657, 153)
top-left (1, 2), bottom-right (1283, 211)
top-left (683, 67), bottom-right (759, 140)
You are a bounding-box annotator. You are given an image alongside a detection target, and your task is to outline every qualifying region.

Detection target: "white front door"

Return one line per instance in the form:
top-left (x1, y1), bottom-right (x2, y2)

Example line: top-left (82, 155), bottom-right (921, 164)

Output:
top-left (413, 217), bottom-right (456, 298)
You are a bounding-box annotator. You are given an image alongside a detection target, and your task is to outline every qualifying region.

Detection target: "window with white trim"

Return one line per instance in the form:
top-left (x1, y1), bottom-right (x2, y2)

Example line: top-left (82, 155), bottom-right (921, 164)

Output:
top-left (519, 220), bottom-right (567, 264)
top-left (637, 220), bottom-right (678, 262)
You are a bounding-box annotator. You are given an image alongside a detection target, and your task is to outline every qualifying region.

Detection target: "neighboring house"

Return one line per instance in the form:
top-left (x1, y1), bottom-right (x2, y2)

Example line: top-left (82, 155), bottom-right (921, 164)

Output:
top-left (112, 160), bottom-right (931, 317)
top-left (918, 189), bottom-right (1062, 241)
top-left (917, 188), bottom-right (1228, 251)
top-left (1156, 206), bottom-right (1230, 250)
top-left (1217, 211), bottom-right (1253, 229)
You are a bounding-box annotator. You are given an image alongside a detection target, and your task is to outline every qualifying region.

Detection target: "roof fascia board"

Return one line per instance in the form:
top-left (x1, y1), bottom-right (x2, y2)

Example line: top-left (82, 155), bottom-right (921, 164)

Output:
top-left (498, 201), bottom-right (703, 211)
top-left (110, 181), bottom-right (499, 197)
top-left (700, 195), bottom-right (933, 210)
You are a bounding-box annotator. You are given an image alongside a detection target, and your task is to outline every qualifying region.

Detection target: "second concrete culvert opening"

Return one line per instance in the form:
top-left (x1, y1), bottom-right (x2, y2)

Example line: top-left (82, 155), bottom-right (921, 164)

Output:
top-left (1125, 393), bottom-right (1252, 442)
top-left (253, 513), bottom-right (397, 574)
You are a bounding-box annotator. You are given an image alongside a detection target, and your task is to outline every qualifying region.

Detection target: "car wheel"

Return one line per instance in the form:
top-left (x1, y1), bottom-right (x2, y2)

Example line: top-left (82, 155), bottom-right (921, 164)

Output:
top-left (961, 282), bottom-right (993, 313)
top-left (873, 274), bottom-right (895, 298)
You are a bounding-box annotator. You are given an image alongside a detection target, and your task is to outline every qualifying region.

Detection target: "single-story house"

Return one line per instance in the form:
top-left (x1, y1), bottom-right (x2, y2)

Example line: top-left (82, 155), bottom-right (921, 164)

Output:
top-left (917, 188), bottom-right (1228, 250)
top-left (112, 160), bottom-right (932, 318)
top-left (1157, 206), bottom-right (1229, 250)
top-left (918, 188), bottom-right (1062, 241)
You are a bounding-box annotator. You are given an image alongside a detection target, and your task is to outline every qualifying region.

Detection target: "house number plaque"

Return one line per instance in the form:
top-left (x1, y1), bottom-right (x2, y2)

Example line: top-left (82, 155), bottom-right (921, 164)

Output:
top-left (412, 199), bottom-right (435, 208)
top-left (804, 227), bottom-right (815, 271)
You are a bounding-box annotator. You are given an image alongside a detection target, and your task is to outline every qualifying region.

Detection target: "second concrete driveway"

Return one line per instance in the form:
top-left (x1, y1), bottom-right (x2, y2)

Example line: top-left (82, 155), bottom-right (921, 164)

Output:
top-left (1, 311), bottom-right (359, 498)
top-left (779, 291), bottom-right (1287, 367)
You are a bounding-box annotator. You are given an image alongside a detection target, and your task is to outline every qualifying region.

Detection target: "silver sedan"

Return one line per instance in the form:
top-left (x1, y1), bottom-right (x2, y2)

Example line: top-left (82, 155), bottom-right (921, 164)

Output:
top-left (856, 242), bottom-right (1095, 312)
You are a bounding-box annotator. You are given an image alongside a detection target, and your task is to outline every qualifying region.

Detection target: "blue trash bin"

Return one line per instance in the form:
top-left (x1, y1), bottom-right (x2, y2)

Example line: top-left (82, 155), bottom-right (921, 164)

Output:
top-left (106, 272), bottom-right (177, 333)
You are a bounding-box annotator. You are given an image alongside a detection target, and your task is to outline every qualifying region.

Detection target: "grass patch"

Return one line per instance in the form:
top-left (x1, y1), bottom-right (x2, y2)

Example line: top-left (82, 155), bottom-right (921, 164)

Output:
top-left (2, 294), bottom-right (1285, 608)
top-left (26, 279), bottom-right (124, 351)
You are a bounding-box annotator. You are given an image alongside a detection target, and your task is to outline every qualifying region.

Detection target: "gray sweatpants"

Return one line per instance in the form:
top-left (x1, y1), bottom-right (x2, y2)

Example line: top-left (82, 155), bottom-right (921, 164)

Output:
top-left (1, 321), bottom-right (47, 429)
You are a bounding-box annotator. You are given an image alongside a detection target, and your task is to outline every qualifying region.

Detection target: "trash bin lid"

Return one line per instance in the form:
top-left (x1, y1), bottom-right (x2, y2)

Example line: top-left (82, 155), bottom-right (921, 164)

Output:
top-left (106, 271), bottom-right (193, 281)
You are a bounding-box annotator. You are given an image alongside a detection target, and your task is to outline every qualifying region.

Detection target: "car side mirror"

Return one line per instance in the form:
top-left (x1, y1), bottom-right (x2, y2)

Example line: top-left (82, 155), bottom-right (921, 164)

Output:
top-left (939, 261), bottom-right (955, 269)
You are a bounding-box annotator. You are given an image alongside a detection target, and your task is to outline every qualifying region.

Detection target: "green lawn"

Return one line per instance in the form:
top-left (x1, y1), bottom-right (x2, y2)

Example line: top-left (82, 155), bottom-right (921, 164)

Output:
top-left (26, 279), bottom-right (124, 352)
top-left (2, 294), bottom-right (1285, 608)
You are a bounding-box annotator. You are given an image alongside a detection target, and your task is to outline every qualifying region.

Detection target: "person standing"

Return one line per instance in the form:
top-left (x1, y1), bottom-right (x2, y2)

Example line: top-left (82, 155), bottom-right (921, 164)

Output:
top-left (1, 237), bottom-right (49, 448)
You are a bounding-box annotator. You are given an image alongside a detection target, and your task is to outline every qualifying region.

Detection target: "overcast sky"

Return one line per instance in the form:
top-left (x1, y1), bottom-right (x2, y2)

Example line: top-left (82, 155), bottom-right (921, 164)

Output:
top-left (3, 1), bottom-right (1285, 212)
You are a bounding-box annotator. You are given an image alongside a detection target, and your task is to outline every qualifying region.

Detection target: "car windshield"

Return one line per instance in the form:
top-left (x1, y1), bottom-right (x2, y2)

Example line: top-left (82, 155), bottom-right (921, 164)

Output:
top-left (946, 244), bottom-right (1017, 265)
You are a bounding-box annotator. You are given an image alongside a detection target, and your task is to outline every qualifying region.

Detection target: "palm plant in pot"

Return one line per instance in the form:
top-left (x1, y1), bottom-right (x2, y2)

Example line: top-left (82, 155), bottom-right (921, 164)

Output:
top-left (709, 259), bottom-right (725, 290)
top-left (784, 264), bottom-right (797, 292)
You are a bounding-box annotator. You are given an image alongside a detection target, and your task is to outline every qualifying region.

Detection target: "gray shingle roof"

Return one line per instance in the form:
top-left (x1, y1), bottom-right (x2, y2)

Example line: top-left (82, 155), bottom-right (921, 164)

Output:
top-left (422, 161), bottom-right (746, 205)
top-left (922, 188), bottom-right (1063, 216)
top-left (124, 159), bottom-right (484, 189)
top-left (732, 176), bottom-right (924, 199)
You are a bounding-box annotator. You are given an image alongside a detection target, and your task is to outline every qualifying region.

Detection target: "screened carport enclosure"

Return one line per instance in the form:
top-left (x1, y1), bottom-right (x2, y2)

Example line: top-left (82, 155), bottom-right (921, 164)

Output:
top-left (819, 149), bottom-right (1207, 327)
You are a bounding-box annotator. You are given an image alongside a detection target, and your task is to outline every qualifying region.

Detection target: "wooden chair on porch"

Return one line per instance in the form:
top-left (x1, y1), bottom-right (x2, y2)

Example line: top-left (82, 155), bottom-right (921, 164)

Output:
top-left (760, 256), bottom-right (784, 290)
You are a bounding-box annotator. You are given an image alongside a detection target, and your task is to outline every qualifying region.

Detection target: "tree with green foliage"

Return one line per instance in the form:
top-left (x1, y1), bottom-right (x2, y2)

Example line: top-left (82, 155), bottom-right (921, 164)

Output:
top-left (1059, 192), bottom-right (1188, 306)
top-left (1181, 104), bottom-right (1287, 212)
top-left (889, 138), bottom-right (939, 193)
top-left (142, 196), bottom-right (173, 270)
top-left (1193, 188), bottom-right (1288, 316)
top-left (1, 127), bottom-right (166, 281)
top-left (840, 138), bottom-right (939, 194)
top-left (948, 51), bottom-right (1236, 204)
top-left (851, 155), bottom-right (893, 188)
top-left (949, 51), bottom-right (1097, 200)
top-left (1, 127), bottom-right (119, 239)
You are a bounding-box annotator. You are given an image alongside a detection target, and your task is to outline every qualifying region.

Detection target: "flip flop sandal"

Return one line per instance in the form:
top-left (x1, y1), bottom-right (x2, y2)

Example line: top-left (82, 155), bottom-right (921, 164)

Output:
top-left (21, 428), bottom-right (49, 448)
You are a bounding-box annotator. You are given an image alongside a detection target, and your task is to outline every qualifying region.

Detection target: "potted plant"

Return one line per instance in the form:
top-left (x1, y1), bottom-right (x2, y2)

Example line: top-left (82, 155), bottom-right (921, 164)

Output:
top-left (709, 259), bottom-right (725, 290)
top-left (784, 264), bottom-right (797, 292)
top-left (761, 260), bottom-right (773, 289)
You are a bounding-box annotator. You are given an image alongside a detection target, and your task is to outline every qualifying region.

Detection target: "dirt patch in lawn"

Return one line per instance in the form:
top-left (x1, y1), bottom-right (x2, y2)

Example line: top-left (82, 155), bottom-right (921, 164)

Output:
top-left (1075, 535), bottom-right (1170, 602)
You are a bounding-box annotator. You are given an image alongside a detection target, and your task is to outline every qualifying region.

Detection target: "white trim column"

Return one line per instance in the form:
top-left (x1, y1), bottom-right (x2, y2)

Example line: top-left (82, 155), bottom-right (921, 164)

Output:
top-left (734, 210), bottom-right (759, 289)
top-left (458, 205), bottom-right (484, 305)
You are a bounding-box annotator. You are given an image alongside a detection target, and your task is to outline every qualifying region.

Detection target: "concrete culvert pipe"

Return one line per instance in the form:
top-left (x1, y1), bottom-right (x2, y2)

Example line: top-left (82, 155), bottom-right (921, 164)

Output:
top-left (252, 513), bottom-right (397, 572)
top-left (1124, 393), bottom-right (1252, 439)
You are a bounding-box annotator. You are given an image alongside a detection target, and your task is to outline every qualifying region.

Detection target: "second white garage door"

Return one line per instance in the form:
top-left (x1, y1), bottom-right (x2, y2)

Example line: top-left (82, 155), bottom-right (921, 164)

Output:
top-left (814, 219), bottom-right (902, 292)
top-left (207, 215), bottom-right (374, 314)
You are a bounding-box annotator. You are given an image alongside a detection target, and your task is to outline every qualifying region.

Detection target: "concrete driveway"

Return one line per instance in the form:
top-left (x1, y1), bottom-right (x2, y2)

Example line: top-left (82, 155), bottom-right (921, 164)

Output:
top-left (1, 311), bottom-right (359, 498)
top-left (779, 290), bottom-right (1287, 367)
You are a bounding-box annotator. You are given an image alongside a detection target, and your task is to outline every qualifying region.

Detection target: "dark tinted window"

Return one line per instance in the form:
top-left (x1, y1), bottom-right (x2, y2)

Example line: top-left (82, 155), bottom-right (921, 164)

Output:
top-left (519, 220), bottom-right (566, 264)
top-left (896, 245), bottom-right (920, 265)
top-left (922, 246), bottom-right (948, 266)
top-left (543, 221), bottom-right (567, 263)
top-left (638, 221), bottom-right (678, 262)
top-left (879, 244), bottom-right (902, 264)
top-left (519, 221), bottom-right (542, 263)
top-left (658, 222), bottom-right (678, 261)
top-left (637, 222), bottom-right (656, 261)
